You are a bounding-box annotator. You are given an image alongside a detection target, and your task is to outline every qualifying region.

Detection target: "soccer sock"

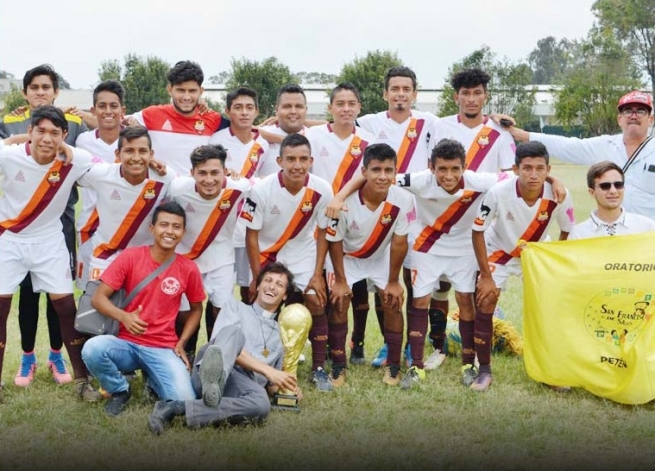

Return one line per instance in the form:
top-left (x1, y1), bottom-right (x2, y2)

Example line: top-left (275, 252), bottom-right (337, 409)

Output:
top-left (374, 293), bottom-right (385, 336)
top-left (18, 283), bottom-right (40, 352)
top-left (385, 331), bottom-right (403, 367)
top-left (328, 322), bottom-right (348, 366)
top-left (407, 307), bottom-right (428, 369)
top-left (459, 319), bottom-right (475, 365)
top-left (45, 297), bottom-right (64, 351)
top-left (474, 311), bottom-right (493, 374)
top-left (0, 297), bottom-right (12, 381)
top-left (50, 295), bottom-right (88, 380)
top-left (310, 313), bottom-right (329, 371)
top-left (350, 280), bottom-right (369, 346)
top-left (428, 306), bottom-right (448, 351)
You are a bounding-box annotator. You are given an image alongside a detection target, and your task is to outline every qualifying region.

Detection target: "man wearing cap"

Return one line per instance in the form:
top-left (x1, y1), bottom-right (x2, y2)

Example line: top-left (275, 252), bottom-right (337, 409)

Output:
top-left (506, 91), bottom-right (655, 220)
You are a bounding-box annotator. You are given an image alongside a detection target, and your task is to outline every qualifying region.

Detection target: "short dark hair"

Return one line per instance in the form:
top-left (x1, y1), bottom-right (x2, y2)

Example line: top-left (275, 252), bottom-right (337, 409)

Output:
top-left (430, 138), bottom-right (466, 167)
top-left (23, 64), bottom-right (59, 93)
top-left (256, 262), bottom-right (296, 301)
top-left (226, 86), bottom-right (259, 109)
top-left (276, 84), bottom-right (306, 105)
top-left (152, 201), bottom-right (186, 228)
top-left (93, 80), bottom-right (125, 106)
top-left (280, 133), bottom-right (311, 155)
top-left (167, 60), bottom-right (204, 86)
top-left (329, 82), bottom-right (360, 104)
top-left (450, 68), bottom-right (491, 92)
top-left (586, 161), bottom-right (624, 189)
top-left (31, 105), bottom-right (68, 133)
top-left (515, 141), bottom-right (549, 166)
top-left (117, 126), bottom-right (152, 151)
top-left (363, 143), bottom-right (397, 168)
top-left (384, 66), bottom-right (417, 90)
top-left (190, 144), bottom-right (227, 169)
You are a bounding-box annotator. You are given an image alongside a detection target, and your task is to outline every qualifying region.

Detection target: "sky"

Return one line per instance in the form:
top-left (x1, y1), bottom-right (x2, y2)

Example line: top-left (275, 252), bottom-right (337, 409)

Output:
top-left (0, 0), bottom-right (598, 89)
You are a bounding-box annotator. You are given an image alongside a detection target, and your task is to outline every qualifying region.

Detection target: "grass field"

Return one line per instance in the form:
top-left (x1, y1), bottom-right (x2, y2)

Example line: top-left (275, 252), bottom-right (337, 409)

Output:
top-left (2, 162), bottom-right (654, 471)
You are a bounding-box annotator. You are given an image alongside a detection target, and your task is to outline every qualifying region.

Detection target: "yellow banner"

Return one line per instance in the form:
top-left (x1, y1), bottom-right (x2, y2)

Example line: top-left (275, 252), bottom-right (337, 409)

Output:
top-left (522, 233), bottom-right (655, 404)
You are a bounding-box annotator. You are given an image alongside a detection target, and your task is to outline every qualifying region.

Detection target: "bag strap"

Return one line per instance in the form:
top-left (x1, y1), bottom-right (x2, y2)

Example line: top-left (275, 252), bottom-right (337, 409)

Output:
top-left (122, 254), bottom-right (177, 306)
top-left (622, 136), bottom-right (653, 174)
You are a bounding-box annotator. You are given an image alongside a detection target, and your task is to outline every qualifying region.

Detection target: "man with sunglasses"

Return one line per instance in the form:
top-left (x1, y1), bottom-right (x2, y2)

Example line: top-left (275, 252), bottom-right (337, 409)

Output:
top-left (569, 161), bottom-right (655, 240)
top-left (505, 91), bottom-right (655, 220)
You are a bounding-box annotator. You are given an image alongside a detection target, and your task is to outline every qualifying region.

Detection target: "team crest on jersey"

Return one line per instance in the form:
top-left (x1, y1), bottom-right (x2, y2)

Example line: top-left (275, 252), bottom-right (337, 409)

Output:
top-left (47, 171), bottom-right (61, 185)
top-left (477, 134), bottom-right (490, 148)
top-left (301, 201), bottom-right (314, 213)
top-left (194, 120), bottom-right (205, 133)
top-left (537, 211), bottom-right (549, 222)
top-left (460, 195), bottom-right (472, 203)
top-left (406, 127), bottom-right (418, 141)
top-left (249, 151), bottom-right (260, 163)
top-left (350, 145), bottom-right (362, 157)
top-left (380, 214), bottom-right (394, 225)
top-left (161, 277), bottom-right (181, 295)
top-left (143, 188), bottom-right (156, 200)
top-left (219, 199), bottom-right (232, 211)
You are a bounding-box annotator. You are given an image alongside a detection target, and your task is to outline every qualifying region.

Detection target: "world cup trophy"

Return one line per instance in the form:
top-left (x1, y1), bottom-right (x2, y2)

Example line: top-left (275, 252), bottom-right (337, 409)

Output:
top-left (272, 303), bottom-right (312, 412)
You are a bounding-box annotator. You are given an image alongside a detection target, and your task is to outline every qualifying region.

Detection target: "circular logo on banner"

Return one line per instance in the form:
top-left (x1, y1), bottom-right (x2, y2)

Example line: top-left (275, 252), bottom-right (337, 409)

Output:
top-left (584, 287), bottom-right (654, 347)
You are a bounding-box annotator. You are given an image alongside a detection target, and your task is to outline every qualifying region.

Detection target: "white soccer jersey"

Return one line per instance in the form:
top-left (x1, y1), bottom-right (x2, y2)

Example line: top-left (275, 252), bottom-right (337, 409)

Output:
top-left (0, 143), bottom-right (93, 242)
top-left (241, 172), bottom-right (332, 274)
top-left (257, 124), bottom-right (308, 177)
top-left (397, 169), bottom-right (501, 256)
top-left (428, 115), bottom-right (515, 172)
top-left (326, 185), bottom-right (414, 260)
top-left (170, 176), bottom-right (252, 273)
top-left (569, 208), bottom-right (655, 240)
top-left (357, 111), bottom-right (437, 173)
top-left (77, 164), bottom-right (173, 265)
top-left (306, 123), bottom-right (376, 194)
top-left (132, 104), bottom-right (227, 176)
top-left (472, 176), bottom-right (575, 265)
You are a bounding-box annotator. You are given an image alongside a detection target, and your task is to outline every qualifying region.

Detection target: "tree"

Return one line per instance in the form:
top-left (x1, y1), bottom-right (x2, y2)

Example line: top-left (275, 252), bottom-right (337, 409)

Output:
top-left (98, 54), bottom-right (171, 114)
top-left (1, 83), bottom-right (27, 115)
top-left (528, 36), bottom-right (577, 84)
top-left (335, 50), bottom-right (404, 116)
top-left (554, 27), bottom-right (643, 136)
top-left (593, 0), bottom-right (655, 94)
top-left (208, 71), bottom-right (230, 84)
top-left (437, 46), bottom-right (539, 130)
top-left (224, 57), bottom-right (295, 122)
top-left (295, 71), bottom-right (337, 85)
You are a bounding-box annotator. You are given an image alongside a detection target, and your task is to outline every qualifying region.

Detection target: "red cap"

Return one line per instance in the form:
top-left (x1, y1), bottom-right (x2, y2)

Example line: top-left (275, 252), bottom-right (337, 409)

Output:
top-left (617, 91), bottom-right (653, 111)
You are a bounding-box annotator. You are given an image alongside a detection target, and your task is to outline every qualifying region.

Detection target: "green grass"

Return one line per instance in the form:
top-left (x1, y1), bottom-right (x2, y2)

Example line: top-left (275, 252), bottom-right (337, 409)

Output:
top-left (2, 162), bottom-right (654, 471)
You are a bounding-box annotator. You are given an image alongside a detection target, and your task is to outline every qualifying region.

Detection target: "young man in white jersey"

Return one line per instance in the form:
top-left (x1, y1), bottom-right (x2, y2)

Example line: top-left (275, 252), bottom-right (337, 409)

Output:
top-left (75, 80), bottom-right (126, 290)
top-left (423, 68), bottom-right (516, 371)
top-left (209, 87), bottom-right (269, 303)
top-left (242, 133), bottom-right (334, 391)
top-left (257, 84), bottom-right (309, 177)
top-left (306, 82), bottom-right (377, 364)
top-left (0, 106), bottom-right (99, 401)
top-left (472, 141), bottom-right (575, 391)
top-left (569, 161), bottom-right (655, 240)
top-left (169, 144), bottom-right (253, 338)
top-left (327, 143), bottom-right (413, 386)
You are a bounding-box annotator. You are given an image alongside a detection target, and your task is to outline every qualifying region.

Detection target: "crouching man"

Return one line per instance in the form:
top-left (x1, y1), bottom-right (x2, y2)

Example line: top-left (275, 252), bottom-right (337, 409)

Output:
top-left (148, 262), bottom-right (302, 434)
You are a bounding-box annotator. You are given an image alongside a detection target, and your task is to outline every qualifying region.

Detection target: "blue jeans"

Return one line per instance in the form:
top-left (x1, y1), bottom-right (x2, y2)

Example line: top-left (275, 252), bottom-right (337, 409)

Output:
top-left (82, 335), bottom-right (195, 400)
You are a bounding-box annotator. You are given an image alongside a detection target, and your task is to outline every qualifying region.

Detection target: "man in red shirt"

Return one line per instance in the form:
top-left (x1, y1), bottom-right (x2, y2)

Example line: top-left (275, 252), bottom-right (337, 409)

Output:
top-left (82, 202), bottom-right (206, 416)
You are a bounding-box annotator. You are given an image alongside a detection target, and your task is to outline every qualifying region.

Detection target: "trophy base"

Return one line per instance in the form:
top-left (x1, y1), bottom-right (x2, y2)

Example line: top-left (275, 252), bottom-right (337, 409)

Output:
top-left (271, 393), bottom-right (300, 413)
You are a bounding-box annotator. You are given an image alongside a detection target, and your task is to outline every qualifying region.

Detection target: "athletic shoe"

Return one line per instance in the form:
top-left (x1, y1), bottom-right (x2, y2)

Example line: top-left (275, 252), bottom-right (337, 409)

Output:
top-left (382, 365), bottom-right (401, 386)
top-left (424, 349), bottom-right (447, 371)
top-left (200, 345), bottom-right (225, 407)
top-left (310, 367), bottom-right (333, 392)
top-left (75, 378), bottom-right (103, 402)
top-left (349, 341), bottom-right (365, 365)
top-left (404, 344), bottom-right (412, 367)
top-left (148, 400), bottom-right (185, 435)
top-left (461, 364), bottom-right (478, 387)
top-left (371, 344), bottom-right (388, 367)
top-left (47, 352), bottom-right (72, 384)
top-left (330, 365), bottom-right (346, 387)
top-left (470, 372), bottom-right (493, 392)
top-left (14, 357), bottom-right (36, 387)
top-left (400, 366), bottom-right (425, 390)
top-left (105, 388), bottom-right (132, 416)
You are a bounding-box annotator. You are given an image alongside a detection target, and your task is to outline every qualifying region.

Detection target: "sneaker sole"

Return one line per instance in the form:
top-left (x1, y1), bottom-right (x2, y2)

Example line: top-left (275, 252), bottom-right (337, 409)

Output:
top-left (200, 346), bottom-right (224, 407)
top-left (470, 374), bottom-right (493, 392)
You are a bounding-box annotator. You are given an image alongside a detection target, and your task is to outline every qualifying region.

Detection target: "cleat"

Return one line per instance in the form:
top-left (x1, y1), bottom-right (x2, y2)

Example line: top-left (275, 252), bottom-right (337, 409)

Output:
top-left (424, 349), bottom-right (447, 371)
top-left (470, 372), bottom-right (493, 392)
top-left (349, 341), bottom-right (366, 365)
top-left (382, 365), bottom-right (401, 386)
top-left (200, 345), bottom-right (225, 407)
top-left (330, 365), bottom-right (346, 387)
top-left (461, 364), bottom-right (478, 387)
top-left (14, 357), bottom-right (36, 387)
top-left (104, 387), bottom-right (131, 416)
top-left (371, 344), bottom-right (388, 368)
top-left (400, 366), bottom-right (425, 390)
top-left (310, 367), bottom-right (333, 392)
top-left (47, 351), bottom-right (72, 384)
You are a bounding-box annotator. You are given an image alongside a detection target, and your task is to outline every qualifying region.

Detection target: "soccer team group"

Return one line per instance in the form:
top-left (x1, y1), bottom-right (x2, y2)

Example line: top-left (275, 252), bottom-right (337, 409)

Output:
top-left (1, 59), bottom-right (654, 432)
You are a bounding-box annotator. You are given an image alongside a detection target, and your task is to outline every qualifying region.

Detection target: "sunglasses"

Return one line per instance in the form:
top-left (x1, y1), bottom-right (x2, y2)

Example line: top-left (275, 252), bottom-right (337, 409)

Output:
top-left (597, 181), bottom-right (625, 191)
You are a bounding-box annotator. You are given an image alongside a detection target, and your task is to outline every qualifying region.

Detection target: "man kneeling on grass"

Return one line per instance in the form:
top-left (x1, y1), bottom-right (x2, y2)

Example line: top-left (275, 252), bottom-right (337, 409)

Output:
top-left (148, 262), bottom-right (301, 434)
top-left (82, 202), bottom-right (206, 416)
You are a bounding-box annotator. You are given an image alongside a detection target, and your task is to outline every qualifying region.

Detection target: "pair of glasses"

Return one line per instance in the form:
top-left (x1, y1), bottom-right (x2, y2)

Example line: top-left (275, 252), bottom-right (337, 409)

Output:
top-left (620, 108), bottom-right (649, 117)
top-left (597, 181), bottom-right (625, 191)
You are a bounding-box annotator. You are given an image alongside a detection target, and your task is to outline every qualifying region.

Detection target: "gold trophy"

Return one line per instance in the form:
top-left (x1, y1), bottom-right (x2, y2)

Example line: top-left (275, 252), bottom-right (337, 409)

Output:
top-left (272, 303), bottom-right (312, 412)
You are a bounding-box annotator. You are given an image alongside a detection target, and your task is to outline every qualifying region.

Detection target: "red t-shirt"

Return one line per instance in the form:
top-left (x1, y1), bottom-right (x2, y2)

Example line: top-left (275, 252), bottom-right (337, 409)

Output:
top-left (100, 246), bottom-right (206, 349)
